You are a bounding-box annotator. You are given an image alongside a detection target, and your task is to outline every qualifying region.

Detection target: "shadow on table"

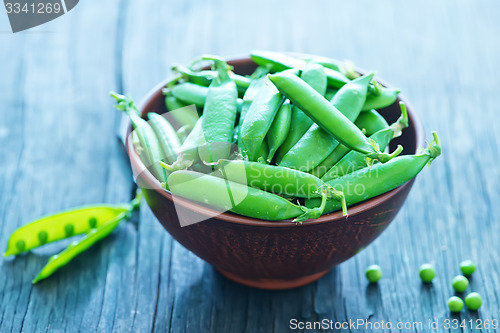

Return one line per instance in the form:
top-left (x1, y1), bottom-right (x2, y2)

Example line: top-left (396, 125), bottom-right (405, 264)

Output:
top-left (156, 265), bottom-right (350, 332)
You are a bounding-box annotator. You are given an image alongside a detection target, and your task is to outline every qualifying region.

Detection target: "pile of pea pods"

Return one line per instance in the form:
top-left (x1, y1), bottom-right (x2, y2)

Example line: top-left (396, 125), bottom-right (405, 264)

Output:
top-left (115, 51), bottom-right (441, 223)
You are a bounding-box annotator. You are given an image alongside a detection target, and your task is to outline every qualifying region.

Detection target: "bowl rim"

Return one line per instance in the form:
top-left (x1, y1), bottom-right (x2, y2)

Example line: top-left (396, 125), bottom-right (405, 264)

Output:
top-left (127, 54), bottom-right (426, 228)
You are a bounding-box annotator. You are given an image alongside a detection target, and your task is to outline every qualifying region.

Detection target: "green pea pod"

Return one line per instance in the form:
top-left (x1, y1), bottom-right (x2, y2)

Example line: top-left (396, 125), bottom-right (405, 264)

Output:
top-left (240, 78), bottom-right (284, 161)
top-left (310, 144), bottom-right (352, 178)
top-left (32, 214), bottom-right (125, 283)
top-left (4, 205), bottom-right (129, 257)
top-left (355, 110), bottom-right (389, 137)
top-left (300, 54), bottom-right (344, 72)
top-left (268, 73), bottom-right (401, 163)
top-left (266, 99), bottom-right (292, 162)
top-left (198, 57), bottom-right (238, 164)
top-left (322, 102), bottom-right (409, 182)
top-left (169, 82), bottom-right (208, 108)
top-left (167, 83), bottom-right (243, 113)
top-left (258, 139), bottom-right (269, 163)
top-left (167, 170), bottom-right (325, 222)
top-left (325, 88), bottom-right (339, 101)
top-left (305, 132), bottom-right (441, 214)
top-left (275, 63), bottom-right (327, 163)
top-left (300, 63), bottom-right (328, 96)
top-left (362, 87), bottom-right (400, 111)
top-left (173, 64), bottom-right (251, 97)
top-left (217, 160), bottom-right (346, 214)
top-left (235, 76), bottom-right (267, 152)
top-left (238, 75), bottom-right (267, 130)
top-left (172, 65), bottom-right (213, 86)
top-left (31, 194), bottom-right (141, 283)
top-left (311, 108), bottom-right (390, 178)
top-left (250, 50), bottom-right (349, 88)
top-left (110, 92), bottom-right (167, 182)
top-left (164, 95), bottom-right (198, 128)
top-left (176, 124), bottom-right (192, 143)
top-left (147, 113), bottom-right (181, 165)
top-left (167, 116), bottom-right (203, 170)
top-left (279, 73), bottom-right (374, 171)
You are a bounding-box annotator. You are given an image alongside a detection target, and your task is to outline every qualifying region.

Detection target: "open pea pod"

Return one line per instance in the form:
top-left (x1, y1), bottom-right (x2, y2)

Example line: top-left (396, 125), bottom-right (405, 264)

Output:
top-left (31, 210), bottom-right (129, 284)
top-left (4, 205), bottom-right (131, 257)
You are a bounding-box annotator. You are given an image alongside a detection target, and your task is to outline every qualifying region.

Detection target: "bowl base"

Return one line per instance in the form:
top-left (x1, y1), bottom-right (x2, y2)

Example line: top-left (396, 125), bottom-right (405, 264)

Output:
top-left (216, 268), bottom-right (330, 290)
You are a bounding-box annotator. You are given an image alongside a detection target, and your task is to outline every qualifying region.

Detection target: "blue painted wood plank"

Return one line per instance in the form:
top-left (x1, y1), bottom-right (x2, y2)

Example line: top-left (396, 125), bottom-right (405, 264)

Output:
top-left (1, 0), bottom-right (500, 332)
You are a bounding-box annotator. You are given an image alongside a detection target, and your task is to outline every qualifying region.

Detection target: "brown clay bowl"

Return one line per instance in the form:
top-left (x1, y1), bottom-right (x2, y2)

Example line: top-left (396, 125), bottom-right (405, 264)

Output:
top-left (127, 56), bottom-right (425, 290)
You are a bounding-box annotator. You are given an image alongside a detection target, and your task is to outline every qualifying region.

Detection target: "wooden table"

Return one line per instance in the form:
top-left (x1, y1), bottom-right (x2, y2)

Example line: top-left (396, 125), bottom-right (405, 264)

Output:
top-left (1, 1), bottom-right (499, 332)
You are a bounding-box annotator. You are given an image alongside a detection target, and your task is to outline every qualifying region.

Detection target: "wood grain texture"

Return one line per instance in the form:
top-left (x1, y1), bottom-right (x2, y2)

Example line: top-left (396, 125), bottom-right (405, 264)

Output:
top-left (1, 0), bottom-right (500, 332)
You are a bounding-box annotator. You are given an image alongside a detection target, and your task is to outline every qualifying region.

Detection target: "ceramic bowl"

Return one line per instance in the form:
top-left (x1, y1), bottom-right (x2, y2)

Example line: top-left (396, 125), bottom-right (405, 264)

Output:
top-left (127, 56), bottom-right (425, 290)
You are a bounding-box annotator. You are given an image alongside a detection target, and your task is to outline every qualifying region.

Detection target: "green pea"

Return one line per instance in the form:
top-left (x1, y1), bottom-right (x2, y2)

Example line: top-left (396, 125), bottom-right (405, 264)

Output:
top-left (460, 260), bottom-right (476, 276)
top-left (452, 275), bottom-right (469, 292)
top-left (16, 240), bottom-right (26, 253)
top-left (465, 292), bottom-right (482, 310)
top-left (88, 217), bottom-right (98, 229)
top-left (448, 296), bottom-right (464, 313)
top-left (365, 265), bottom-right (382, 283)
top-left (38, 231), bottom-right (48, 245)
top-left (64, 224), bottom-right (75, 237)
top-left (419, 264), bottom-right (436, 283)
